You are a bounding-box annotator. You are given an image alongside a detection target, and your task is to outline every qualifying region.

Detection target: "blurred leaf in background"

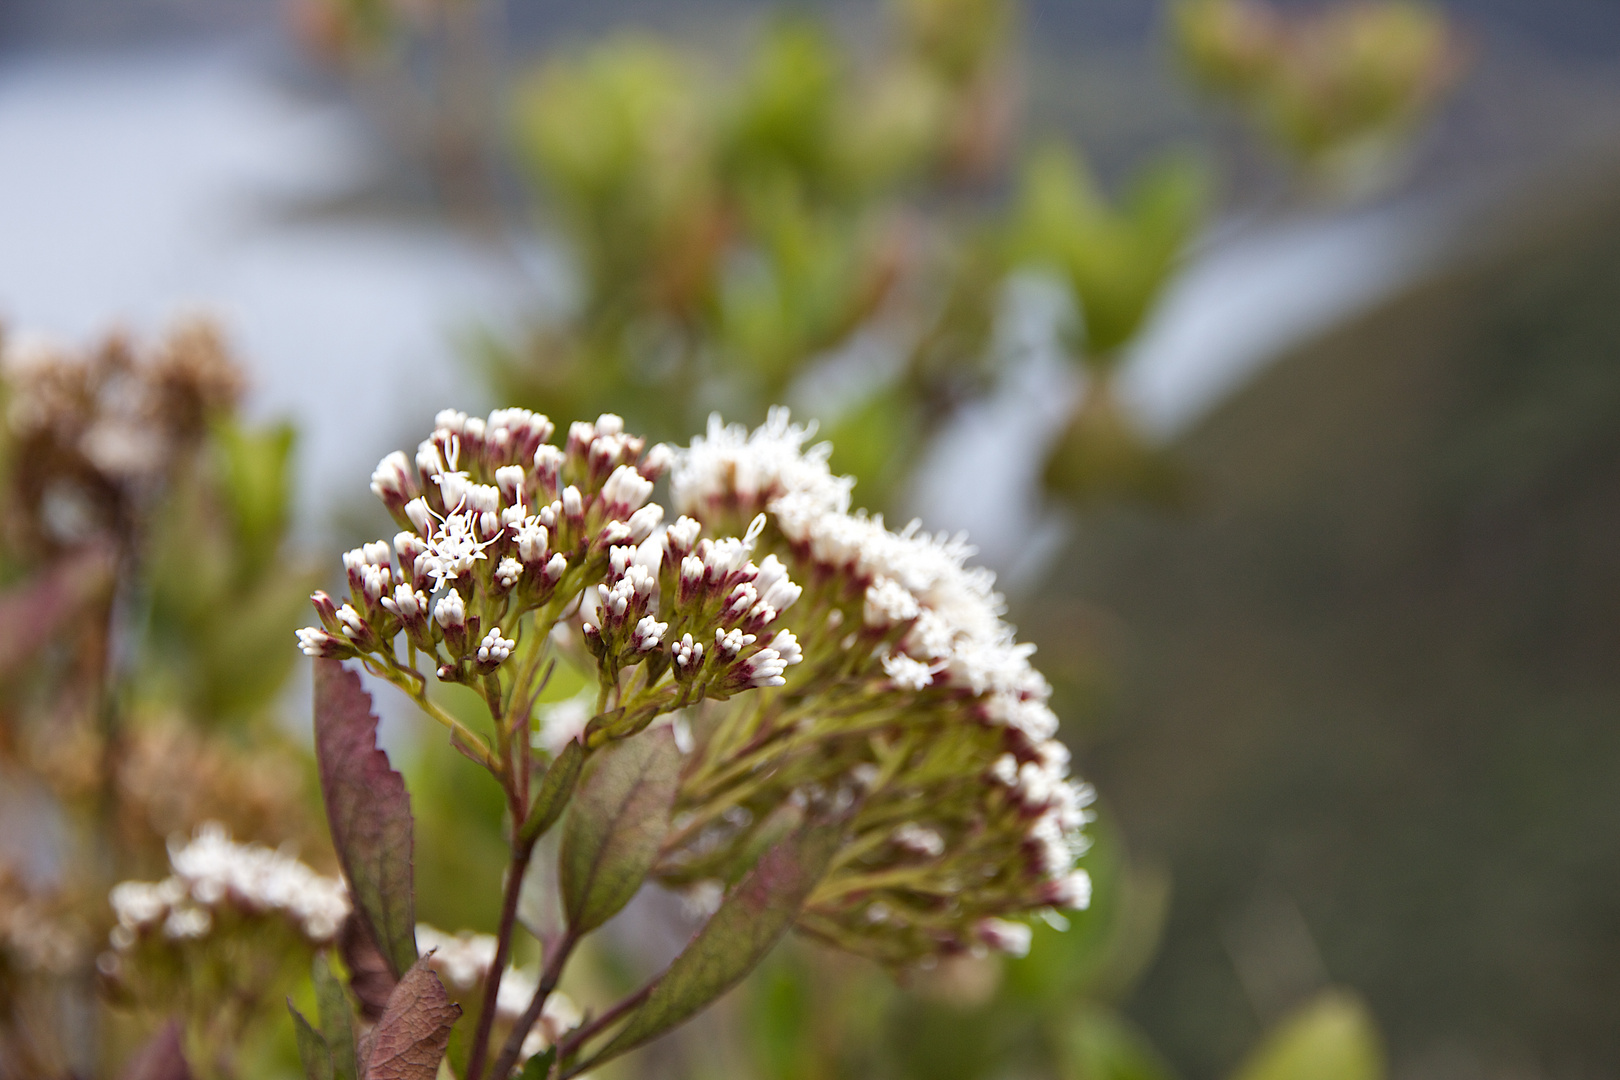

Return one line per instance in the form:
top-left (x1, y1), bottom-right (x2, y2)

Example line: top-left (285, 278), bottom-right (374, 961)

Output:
top-left (1230, 992), bottom-right (1385, 1080)
top-left (1009, 144), bottom-right (1207, 505)
top-left (495, 3), bottom-right (1024, 501)
top-left (1171, 0), bottom-right (1463, 198)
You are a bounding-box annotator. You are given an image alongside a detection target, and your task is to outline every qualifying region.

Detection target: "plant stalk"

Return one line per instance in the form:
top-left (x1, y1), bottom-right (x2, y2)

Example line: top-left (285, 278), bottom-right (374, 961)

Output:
top-left (489, 929), bottom-right (579, 1080)
top-left (464, 838), bottom-right (535, 1080)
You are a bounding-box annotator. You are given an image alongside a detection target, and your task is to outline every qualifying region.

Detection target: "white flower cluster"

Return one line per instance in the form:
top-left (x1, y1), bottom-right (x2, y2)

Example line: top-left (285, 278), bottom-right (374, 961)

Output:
top-left (670, 411), bottom-right (1094, 956)
top-left (416, 924), bottom-right (580, 1058)
top-left (586, 510), bottom-right (804, 695)
top-left (299, 409), bottom-right (804, 713)
top-left (107, 823), bottom-right (349, 952)
top-left (673, 408), bottom-right (855, 526)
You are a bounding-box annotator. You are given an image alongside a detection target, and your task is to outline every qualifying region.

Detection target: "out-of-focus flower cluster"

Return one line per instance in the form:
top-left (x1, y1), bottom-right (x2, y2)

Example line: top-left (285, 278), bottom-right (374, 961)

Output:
top-left (1, 319), bottom-right (242, 555)
top-left (0, 870), bottom-right (82, 979)
top-left (114, 719), bottom-right (322, 857)
top-left (104, 824), bottom-right (348, 957)
top-left (416, 924), bottom-right (581, 1061)
top-left (298, 410), bottom-right (803, 741)
top-left (663, 410), bottom-right (1091, 966)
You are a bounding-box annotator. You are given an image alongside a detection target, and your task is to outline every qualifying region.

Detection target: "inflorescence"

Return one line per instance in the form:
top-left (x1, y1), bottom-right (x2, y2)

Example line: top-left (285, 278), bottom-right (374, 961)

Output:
top-left (298, 406), bottom-right (1091, 968)
top-left (105, 823), bottom-right (349, 956)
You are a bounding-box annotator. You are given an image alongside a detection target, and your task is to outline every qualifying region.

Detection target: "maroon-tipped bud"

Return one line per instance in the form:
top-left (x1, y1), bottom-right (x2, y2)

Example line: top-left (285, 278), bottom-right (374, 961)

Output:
top-left (370, 450), bottom-right (418, 521)
top-left (310, 590), bottom-right (342, 634)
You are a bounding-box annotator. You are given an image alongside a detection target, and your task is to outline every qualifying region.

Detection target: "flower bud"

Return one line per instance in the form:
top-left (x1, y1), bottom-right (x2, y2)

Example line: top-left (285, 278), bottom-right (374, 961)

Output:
top-left (626, 503), bottom-right (664, 544)
top-left (434, 589), bottom-right (466, 630)
top-left (665, 516), bottom-right (701, 559)
top-left (475, 628), bottom-right (516, 670)
top-left (405, 497), bottom-right (434, 535)
top-left (671, 633), bottom-right (703, 673)
top-left (335, 603), bottom-right (378, 651)
top-left (767, 629), bottom-right (802, 667)
top-left (640, 443), bottom-right (674, 482)
top-left (533, 445), bottom-right (564, 501)
top-left (1042, 871), bottom-right (1091, 910)
top-left (633, 615), bottom-right (667, 652)
top-left (601, 465), bottom-right (653, 516)
top-left (310, 590), bottom-right (342, 634)
top-left (370, 450), bottom-right (417, 517)
top-left (494, 464), bottom-right (526, 505)
top-left (976, 918), bottom-right (1032, 957)
top-left (296, 626), bottom-right (350, 658)
top-left (494, 557), bottom-right (523, 592)
top-left (515, 520), bottom-right (550, 566)
top-left (581, 621), bottom-right (607, 661)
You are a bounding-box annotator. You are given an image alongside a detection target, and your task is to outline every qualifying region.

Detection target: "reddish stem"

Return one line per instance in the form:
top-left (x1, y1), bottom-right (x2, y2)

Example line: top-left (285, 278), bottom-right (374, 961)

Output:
top-left (488, 930), bottom-right (578, 1080)
top-left (464, 839), bottom-right (534, 1080)
top-left (554, 982), bottom-right (655, 1079)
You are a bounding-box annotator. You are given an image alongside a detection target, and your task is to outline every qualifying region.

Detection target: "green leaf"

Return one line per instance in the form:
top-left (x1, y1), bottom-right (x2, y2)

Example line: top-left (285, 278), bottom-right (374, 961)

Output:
top-left (289, 1005), bottom-right (335, 1080)
top-left (1060, 1006), bottom-right (1176, 1080)
top-left (313, 954), bottom-right (359, 1080)
top-left (361, 958), bottom-right (463, 1080)
top-left (314, 659), bottom-right (419, 978)
top-left (1230, 991), bottom-right (1385, 1080)
top-left (1009, 143), bottom-right (1206, 362)
top-left (516, 1047), bottom-right (557, 1080)
top-left (214, 419), bottom-right (295, 580)
top-left (586, 822), bottom-right (842, 1068)
top-left (522, 738), bottom-right (585, 845)
top-left (559, 725), bottom-right (681, 934)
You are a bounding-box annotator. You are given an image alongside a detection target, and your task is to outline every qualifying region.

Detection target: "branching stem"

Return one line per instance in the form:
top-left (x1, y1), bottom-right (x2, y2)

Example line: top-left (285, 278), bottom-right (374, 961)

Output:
top-left (464, 838), bottom-right (536, 1080)
top-left (555, 982), bottom-right (654, 1079)
top-left (489, 929), bottom-right (579, 1080)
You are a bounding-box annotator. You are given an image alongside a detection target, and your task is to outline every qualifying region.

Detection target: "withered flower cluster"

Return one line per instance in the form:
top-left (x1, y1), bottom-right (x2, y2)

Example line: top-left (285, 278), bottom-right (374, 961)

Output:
top-left (3, 319), bottom-right (242, 555)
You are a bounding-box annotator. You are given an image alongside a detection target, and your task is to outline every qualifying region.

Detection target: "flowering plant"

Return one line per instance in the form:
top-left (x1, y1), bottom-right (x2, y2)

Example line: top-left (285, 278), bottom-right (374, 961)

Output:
top-left (0, 321), bottom-right (326, 1076)
top-left (287, 406), bottom-right (1091, 1079)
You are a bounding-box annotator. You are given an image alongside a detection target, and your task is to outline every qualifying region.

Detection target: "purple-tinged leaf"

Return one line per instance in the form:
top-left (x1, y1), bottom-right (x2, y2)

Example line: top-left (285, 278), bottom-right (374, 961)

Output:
top-left (0, 545), bottom-right (114, 676)
top-left (314, 659), bottom-right (417, 978)
top-left (360, 957), bottom-right (462, 1080)
top-left (119, 1020), bottom-right (193, 1080)
top-left (559, 726), bottom-right (680, 934)
top-left (339, 912), bottom-right (397, 1021)
top-left (586, 823), bottom-right (843, 1068)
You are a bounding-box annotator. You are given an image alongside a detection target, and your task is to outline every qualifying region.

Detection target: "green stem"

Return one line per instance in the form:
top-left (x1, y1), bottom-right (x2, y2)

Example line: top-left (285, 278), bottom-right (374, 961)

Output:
top-left (369, 656), bottom-right (499, 772)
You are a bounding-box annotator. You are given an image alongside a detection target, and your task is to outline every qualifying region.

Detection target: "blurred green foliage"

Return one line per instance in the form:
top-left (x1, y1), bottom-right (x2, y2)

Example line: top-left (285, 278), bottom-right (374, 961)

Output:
top-left (144, 420), bottom-right (320, 723)
top-left (1230, 993), bottom-right (1384, 1080)
top-left (1011, 145), bottom-right (1208, 369)
top-left (1171, 0), bottom-right (1461, 195)
top-left (493, 4), bottom-right (1019, 509)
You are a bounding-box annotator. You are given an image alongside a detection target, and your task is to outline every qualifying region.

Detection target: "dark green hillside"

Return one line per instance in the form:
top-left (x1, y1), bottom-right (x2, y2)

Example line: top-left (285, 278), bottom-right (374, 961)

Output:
top-left (1035, 161), bottom-right (1620, 1079)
